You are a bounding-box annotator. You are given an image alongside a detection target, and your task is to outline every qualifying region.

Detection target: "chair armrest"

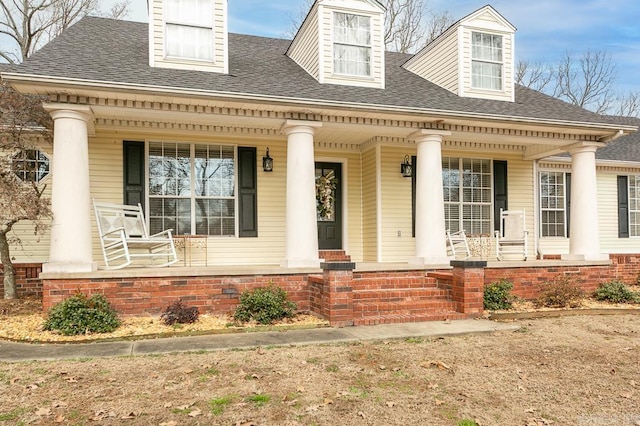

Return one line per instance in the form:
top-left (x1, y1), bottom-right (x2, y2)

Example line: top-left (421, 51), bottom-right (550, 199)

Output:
top-left (149, 229), bottom-right (174, 239)
top-left (101, 227), bottom-right (126, 238)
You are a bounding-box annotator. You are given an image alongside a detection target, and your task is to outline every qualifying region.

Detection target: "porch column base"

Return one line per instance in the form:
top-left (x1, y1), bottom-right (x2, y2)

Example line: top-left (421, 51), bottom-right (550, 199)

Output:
top-left (42, 262), bottom-right (97, 274)
top-left (561, 253), bottom-right (609, 262)
top-left (409, 256), bottom-right (451, 267)
top-left (280, 258), bottom-right (321, 268)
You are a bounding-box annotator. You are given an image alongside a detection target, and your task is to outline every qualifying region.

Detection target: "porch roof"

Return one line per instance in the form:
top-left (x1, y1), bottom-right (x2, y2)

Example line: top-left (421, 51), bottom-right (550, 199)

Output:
top-left (2, 17), bottom-right (634, 135)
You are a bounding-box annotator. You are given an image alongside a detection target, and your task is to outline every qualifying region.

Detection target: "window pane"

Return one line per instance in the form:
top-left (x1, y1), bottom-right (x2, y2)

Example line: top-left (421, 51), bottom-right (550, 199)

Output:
top-left (539, 171), bottom-right (566, 237)
top-left (166, 24), bottom-right (213, 60)
top-left (630, 176), bottom-right (640, 237)
top-left (333, 12), bottom-right (371, 76)
top-left (12, 149), bottom-right (50, 183)
top-left (149, 142), bottom-right (236, 236)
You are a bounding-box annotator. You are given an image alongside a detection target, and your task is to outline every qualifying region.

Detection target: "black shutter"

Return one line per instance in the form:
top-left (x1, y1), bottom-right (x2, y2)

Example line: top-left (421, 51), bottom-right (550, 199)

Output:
top-left (411, 155), bottom-right (417, 237)
top-left (618, 175), bottom-right (629, 238)
top-left (493, 160), bottom-right (508, 231)
top-left (238, 147), bottom-right (258, 237)
top-left (565, 173), bottom-right (571, 237)
top-left (123, 141), bottom-right (145, 212)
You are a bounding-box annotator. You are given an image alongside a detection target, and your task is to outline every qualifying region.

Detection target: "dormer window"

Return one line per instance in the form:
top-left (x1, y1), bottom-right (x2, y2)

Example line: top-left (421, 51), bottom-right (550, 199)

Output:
top-left (471, 32), bottom-right (503, 90)
top-left (165, 0), bottom-right (214, 61)
top-left (333, 12), bottom-right (371, 77)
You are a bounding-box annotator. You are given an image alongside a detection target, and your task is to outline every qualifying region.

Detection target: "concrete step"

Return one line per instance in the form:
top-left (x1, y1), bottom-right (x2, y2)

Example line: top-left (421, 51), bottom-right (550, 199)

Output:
top-left (353, 311), bottom-right (467, 326)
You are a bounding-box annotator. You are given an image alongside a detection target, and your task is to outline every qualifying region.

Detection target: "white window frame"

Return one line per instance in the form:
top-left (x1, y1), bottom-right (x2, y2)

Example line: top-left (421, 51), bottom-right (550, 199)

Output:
top-left (332, 11), bottom-right (372, 77)
top-left (629, 175), bottom-right (640, 237)
top-left (164, 0), bottom-right (214, 62)
top-left (539, 171), bottom-right (568, 238)
top-left (471, 31), bottom-right (503, 91)
top-left (11, 149), bottom-right (51, 184)
top-left (442, 157), bottom-right (492, 235)
top-left (146, 141), bottom-right (237, 237)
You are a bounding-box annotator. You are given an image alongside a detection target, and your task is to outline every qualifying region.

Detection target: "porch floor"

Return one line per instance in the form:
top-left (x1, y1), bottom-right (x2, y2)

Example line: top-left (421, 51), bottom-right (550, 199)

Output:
top-left (39, 258), bottom-right (612, 280)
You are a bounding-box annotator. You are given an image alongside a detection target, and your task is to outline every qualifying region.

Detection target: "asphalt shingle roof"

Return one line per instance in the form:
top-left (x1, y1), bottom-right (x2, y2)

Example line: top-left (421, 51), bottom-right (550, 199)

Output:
top-left (5, 16), bottom-right (633, 130)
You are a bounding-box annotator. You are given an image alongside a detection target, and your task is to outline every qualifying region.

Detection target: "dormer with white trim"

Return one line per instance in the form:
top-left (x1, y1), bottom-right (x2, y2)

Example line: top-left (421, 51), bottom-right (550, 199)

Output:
top-left (148, 0), bottom-right (228, 73)
top-left (403, 5), bottom-right (516, 102)
top-left (287, 0), bottom-right (386, 89)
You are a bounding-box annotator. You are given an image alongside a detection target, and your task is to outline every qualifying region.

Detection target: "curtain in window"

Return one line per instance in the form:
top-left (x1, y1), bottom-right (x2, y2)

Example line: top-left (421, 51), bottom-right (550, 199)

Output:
top-left (333, 12), bottom-right (371, 77)
top-left (165, 0), bottom-right (212, 26)
top-left (471, 32), bottom-right (503, 90)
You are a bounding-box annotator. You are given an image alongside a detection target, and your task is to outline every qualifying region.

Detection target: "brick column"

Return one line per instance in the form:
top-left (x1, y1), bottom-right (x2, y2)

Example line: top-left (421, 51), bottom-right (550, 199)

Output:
top-left (451, 260), bottom-right (487, 316)
top-left (321, 262), bottom-right (355, 327)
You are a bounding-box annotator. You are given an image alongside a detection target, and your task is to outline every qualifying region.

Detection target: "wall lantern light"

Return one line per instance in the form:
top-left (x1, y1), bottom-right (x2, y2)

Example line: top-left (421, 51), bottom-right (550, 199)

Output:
top-left (400, 155), bottom-right (412, 178)
top-left (263, 147), bottom-right (273, 172)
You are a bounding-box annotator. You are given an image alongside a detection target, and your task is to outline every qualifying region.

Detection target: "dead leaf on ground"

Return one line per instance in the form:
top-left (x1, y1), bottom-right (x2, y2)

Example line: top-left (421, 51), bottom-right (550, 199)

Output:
top-left (54, 414), bottom-right (65, 423)
top-left (358, 411), bottom-right (366, 418)
top-left (435, 399), bottom-right (445, 406)
top-left (159, 422), bottom-right (178, 426)
top-left (188, 409), bottom-right (202, 417)
top-left (121, 412), bottom-right (137, 419)
top-left (386, 401), bottom-right (396, 408)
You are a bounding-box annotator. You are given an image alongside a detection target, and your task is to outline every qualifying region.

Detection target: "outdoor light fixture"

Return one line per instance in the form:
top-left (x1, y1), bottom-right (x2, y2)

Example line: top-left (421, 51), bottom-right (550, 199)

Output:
top-left (263, 147), bottom-right (273, 172)
top-left (400, 155), bottom-right (412, 178)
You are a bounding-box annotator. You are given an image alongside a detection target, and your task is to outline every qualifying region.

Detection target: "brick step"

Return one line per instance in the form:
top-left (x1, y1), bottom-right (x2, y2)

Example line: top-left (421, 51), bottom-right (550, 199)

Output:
top-left (319, 250), bottom-right (351, 262)
top-left (352, 277), bottom-right (440, 291)
top-left (353, 287), bottom-right (450, 301)
top-left (353, 311), bottom-right (467, 326)
top-left (353, 298), bottom-right (457, 314)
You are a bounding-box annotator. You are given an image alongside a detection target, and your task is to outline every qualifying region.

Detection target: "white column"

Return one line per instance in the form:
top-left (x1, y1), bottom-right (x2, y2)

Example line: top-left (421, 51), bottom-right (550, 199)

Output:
top-left (42, 105), bottom-right (96, 273)
top-left (409, 130), bottom-right (451, 265)
top-left (563, 142), bottom-right (608, 261)
top-left (281, 120), bottom-right (322, 268)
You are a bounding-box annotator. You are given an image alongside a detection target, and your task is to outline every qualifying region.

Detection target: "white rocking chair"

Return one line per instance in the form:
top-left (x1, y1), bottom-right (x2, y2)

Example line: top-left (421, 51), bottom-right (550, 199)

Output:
top-left (446, 229), bottom-right (471, 259)
top-left (495, 209), bottom-right (528, 261)
top-left (93, 200), bottom-right (178, 269)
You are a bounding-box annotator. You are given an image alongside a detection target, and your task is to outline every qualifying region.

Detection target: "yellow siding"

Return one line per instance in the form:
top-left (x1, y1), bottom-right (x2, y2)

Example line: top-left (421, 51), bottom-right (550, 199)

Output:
top-left (287, 7), bottom-right (320, 80)
top-left (380, 146), bottom-right (415, 261)
top-left (8, 144), bottom-right (53, 262)
top-left (362, 148), bottom-right (377, 261)
top-left (404, 30), bottom-right (459, 94)
top-left (598, 171), bottom-right (640, 254)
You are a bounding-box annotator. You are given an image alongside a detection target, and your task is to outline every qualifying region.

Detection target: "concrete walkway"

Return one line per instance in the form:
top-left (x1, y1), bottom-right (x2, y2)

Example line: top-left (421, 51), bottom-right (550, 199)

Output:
top-left (0, 319), bottom-right (519, 362)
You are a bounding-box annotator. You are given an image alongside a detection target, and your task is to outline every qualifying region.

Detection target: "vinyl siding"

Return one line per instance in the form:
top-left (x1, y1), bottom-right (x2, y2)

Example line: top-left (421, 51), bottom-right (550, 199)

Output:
top-left (403, 30), bottom-right (459, 94)
top-left (287, 7), bottom-right (321, 80)
top-left (361, 148), bottom-right (377, 261)
top-left (379, 146), bottom-right (414, 261)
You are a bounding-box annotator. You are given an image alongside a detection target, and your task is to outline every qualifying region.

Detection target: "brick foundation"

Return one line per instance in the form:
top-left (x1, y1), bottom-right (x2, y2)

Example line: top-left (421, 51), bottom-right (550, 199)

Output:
top-left (0, 263), bottom-right (43, 299)
top-left (21, 252), bottom-right (640, 326)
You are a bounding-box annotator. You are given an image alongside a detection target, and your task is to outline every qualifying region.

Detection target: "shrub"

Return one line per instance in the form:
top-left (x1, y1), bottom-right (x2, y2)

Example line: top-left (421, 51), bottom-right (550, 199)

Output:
top-left (43, 293), bottom-right (120, 335)
top-left (593, 280), bottom-right (640, 304)
top-left (234, 285), bottom-right (296, 325)
top-left (160, 299), bottom-right (200, 325)
top-left (483, 279), bottom-right (514, 310)
top-left (535, 275), bottom-right (584, 308)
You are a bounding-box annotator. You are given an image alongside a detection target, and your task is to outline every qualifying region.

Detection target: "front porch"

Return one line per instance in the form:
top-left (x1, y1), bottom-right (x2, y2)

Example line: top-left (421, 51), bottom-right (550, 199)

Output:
top-left (30, 255), bottom-right (637, 327)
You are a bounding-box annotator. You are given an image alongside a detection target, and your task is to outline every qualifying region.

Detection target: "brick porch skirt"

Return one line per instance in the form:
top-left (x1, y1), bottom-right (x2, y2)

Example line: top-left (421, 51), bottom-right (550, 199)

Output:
top-left (7, 253), bottom-right (640, 326)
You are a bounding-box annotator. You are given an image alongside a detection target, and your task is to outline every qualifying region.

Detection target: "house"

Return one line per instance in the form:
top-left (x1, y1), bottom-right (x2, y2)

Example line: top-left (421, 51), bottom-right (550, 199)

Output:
top-left (1, 0), bottom-right (639, 325)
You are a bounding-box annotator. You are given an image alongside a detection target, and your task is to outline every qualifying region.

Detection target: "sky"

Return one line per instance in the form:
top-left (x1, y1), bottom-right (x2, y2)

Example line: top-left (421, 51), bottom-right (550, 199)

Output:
top-left (13, 0), bottom-right (640, 95)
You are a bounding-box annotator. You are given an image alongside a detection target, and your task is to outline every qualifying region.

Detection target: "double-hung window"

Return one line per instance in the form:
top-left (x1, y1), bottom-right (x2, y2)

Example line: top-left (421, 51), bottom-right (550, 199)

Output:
top-left (164, 0), bottom-right (214, 61)
top-left (148, 142), bottom-right (235, 236)
top-left (333, 12), bottom-right (371, 77)
top-left (539, 171), bottom-right (570, 237)
top-left (442, 157), bottom-right (492, 235)
top-left (471, 31), bottom-right (503, 90)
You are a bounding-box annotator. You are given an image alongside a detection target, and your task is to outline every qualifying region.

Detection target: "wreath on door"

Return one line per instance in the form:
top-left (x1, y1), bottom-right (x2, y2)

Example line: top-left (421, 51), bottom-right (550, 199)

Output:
top-left (316, 170), bottom-right (337, 219)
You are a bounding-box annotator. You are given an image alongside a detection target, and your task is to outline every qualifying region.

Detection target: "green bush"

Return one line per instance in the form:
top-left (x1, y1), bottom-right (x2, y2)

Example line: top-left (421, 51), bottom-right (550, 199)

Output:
top-left (593, 280), bottom-right (639, 304)
top-left (483, 279), bottom-right (514, 310)
top-left (234, 285), bottom-right (296, 325)
top-left (43, 293), bottom-right (120, 335)
top-left (160, 299), bottom-right (199, 325)
top-left (535, 275), bottom-right (584, 308)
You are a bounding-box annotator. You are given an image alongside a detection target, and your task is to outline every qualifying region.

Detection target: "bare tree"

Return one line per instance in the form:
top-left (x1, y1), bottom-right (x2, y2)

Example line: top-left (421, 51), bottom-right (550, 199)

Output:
top-left (610, 91), bottom-right (640, 118)
top-left (554, 49), bottom-right (617, 114)
top-left (287, 0), bottom-right (453, 53)
top-left (515, 59), bottom-right (554, 92)
top-left (0, 0), bottom-right (131, 64)
top-left (0, 78), bottom-right (52, 299)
